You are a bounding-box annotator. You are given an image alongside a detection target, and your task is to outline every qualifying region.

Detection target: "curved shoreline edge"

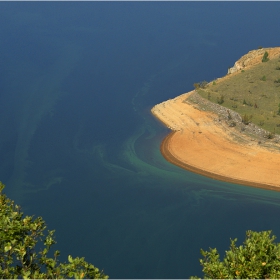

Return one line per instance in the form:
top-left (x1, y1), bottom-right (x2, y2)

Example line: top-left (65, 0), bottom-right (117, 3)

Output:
top-left (151, 47), bottom-right (280, 192)
top-left (160, 131), bottom-right (280, 192)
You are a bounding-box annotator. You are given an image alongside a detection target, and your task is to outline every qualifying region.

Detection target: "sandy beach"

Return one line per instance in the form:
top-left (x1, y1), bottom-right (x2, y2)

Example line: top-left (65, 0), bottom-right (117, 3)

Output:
top-left (151, 91), bottom-right (280, 191)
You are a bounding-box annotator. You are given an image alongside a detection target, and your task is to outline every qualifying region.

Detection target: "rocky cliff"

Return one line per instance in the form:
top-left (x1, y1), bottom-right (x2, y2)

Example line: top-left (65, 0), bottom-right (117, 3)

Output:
top-left (227, 47), bottom-right (280, 74)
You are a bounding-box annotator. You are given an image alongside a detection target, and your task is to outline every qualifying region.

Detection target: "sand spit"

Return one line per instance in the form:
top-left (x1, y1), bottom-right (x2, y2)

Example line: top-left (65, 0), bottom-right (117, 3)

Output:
top-left (151, 91), bottom-right (280, 190)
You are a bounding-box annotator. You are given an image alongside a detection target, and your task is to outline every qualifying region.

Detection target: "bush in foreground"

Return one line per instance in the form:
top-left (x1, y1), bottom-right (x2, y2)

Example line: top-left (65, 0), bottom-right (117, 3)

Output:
top-left (0, 182), bottom-right (108, 279)
top-left (191, 230), bottom-right (280, 279)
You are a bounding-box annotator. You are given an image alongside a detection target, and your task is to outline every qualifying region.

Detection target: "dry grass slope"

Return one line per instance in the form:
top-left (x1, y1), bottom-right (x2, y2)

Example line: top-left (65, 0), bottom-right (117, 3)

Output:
top-left (197, 47), bottom-right (280, 134)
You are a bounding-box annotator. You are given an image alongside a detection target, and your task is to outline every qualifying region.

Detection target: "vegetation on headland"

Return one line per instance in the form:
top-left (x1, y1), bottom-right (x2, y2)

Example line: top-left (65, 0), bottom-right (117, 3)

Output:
top-left (0, 182), bottom-right (108, 279)
top-left (191, 230), bottom-right (280, 279)
top-left (194, 50), bottom-right (280, 134)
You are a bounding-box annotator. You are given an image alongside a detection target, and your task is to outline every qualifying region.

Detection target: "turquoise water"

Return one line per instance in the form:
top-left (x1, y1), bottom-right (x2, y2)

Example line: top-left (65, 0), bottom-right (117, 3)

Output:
top-left (1, 2), bottom-right (280, 278)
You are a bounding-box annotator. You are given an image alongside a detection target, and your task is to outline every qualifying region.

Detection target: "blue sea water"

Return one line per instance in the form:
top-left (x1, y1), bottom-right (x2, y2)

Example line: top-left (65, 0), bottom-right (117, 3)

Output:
top-left (1, 2), bottom-right (280, 278)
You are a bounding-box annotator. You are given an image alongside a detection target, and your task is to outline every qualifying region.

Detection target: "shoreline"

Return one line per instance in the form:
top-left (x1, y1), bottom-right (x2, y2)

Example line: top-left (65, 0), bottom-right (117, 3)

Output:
top-left (151, 91), bottom-right (280, 191)
top-left (160, 131), bottom-right (280, 192)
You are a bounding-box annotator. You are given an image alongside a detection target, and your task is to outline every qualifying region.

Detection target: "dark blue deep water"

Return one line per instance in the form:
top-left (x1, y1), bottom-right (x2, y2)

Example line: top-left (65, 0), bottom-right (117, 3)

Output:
top-left (1, 2), bottom-right (280, 278)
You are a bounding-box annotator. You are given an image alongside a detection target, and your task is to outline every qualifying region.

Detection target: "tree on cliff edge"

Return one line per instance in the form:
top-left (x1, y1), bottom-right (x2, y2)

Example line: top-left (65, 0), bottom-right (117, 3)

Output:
top-left (0, 182), bottom-right (108, 279)
top-left (191, 230), bottom-right (280, 279)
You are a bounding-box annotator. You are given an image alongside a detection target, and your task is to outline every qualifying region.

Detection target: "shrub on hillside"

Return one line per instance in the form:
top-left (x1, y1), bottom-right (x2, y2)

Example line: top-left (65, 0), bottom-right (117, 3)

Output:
top-left (262, 51), bottom-right (269, 62)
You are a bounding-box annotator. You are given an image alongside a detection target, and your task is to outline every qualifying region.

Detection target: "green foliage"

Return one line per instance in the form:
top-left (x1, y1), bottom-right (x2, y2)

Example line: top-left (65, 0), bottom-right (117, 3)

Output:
top-left (260, 75), bottom-right (266, 81)
top-left (0, 182), bottom-right (108, 279)
top-left (266, 131), bottom-right (275, 139)
top-left (200, 81), bottom-right (208, 88)
top-left (262, 51), bottom-right (269, 62)
top-left (242, 114), bottom-right (252, 125)
top-left (191, 230), bottom-right (280, 279)
top-left (217, 95), bottom-right (224, 104)
top-left (227, 110), bottom-right (232, 120)
top-left (194, 81), bottom-right (208, 90)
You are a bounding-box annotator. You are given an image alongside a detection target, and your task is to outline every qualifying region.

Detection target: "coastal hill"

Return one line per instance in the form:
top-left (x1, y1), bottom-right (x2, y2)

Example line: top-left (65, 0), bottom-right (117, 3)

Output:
top-left (228, 47), bottom-right (280, 74)
top-left (151, 47), bottom-right (280, 190)
top-left (197, 47), bottom-right (280, 135)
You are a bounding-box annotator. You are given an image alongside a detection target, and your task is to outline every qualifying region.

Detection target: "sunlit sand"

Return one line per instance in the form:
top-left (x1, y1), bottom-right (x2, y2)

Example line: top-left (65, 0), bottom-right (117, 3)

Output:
top-left (152, 91), bottom-right (280, 191)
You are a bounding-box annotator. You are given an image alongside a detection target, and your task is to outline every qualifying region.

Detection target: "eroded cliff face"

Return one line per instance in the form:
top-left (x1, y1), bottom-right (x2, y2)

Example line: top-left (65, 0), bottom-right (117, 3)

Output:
top-left (227, 47), bottom-right (280, 74)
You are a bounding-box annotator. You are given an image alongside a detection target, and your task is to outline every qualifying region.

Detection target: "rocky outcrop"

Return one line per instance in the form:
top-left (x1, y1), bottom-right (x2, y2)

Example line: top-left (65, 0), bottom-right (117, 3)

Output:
top-left (185, 91), bottom-right (280, 146)
top-left (227, 47), bottom-right (280, 74)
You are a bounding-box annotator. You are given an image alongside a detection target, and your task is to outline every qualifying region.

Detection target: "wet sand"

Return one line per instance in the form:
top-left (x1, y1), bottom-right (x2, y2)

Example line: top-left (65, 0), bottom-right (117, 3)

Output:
top-left (151, 91), bottom-right (280, 191)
